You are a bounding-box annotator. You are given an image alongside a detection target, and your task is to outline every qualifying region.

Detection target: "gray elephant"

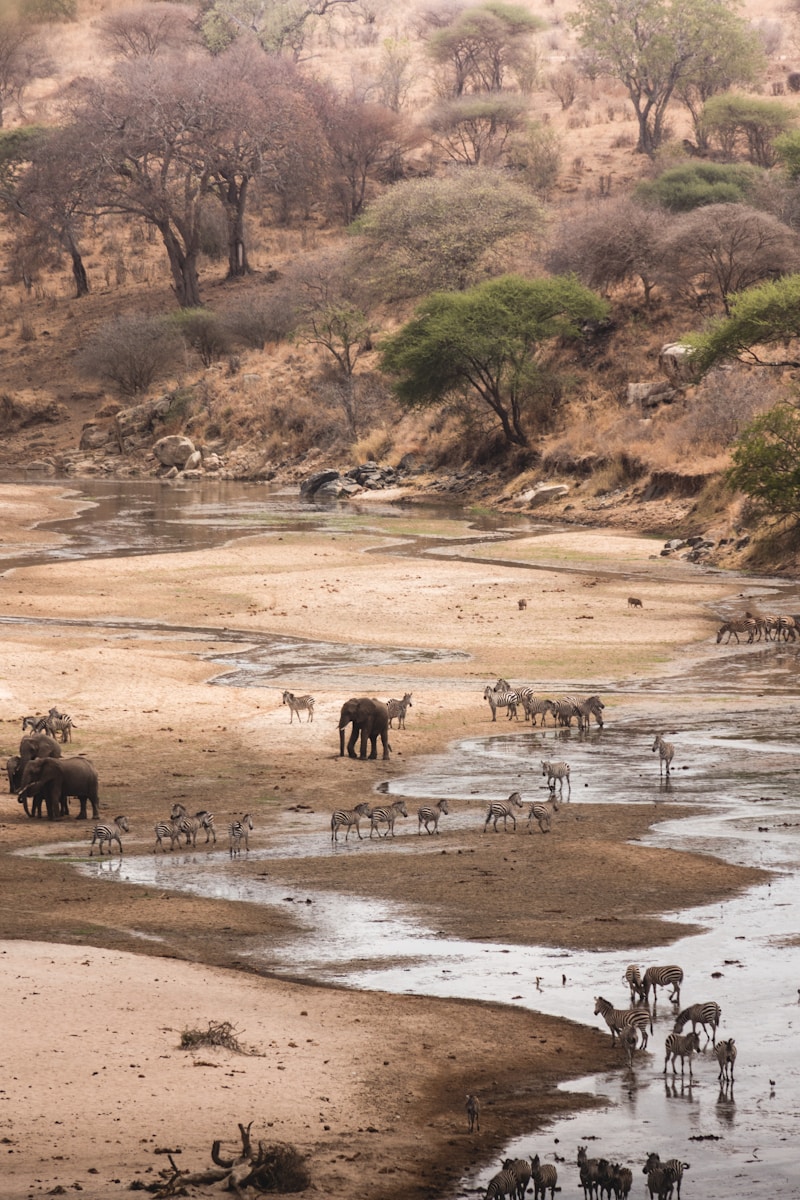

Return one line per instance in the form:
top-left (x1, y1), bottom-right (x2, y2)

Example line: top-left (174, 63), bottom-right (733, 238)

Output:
top-left (17, 756), bottom-right (99, 821)
top-left (8, 733), bottom-right (62, 793)
top-left (6, 755), bottom-right (21, 793)
top-left (338, 697), bottom-right (391, 761)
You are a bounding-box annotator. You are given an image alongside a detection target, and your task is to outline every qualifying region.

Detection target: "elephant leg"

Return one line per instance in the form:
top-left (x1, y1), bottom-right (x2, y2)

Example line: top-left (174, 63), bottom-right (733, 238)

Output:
top-left (358, 725), bottom-right (369, 759)
top-left (381, 735), bottom-right (391, 761)
top-left (368, 733), bottom-right (378, 760)
top-left (347, 725), bottom-right (360, 759)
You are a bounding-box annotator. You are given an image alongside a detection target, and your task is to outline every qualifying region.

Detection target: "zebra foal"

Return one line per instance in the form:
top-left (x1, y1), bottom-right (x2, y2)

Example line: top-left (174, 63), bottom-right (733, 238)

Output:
top-left (229, 813), bottom-right (254, 857)
top-left (89, 815), bottom-right (129, 856)
top-left (643, 1154), bottom-right (690, 1200)
top-left (154, 819), bottom-right (182, 854)
top-left (171, 803), bottom-right (217, 847)
top-left (515, 688), bottom-right (555, 726)
top-left (282, 690), bottom-right (314, 723)
top-left (715, 1036), bottom-right (736, 1082)
top-left (541, 759), bottom-right (571, 798)
top-left (386, 692), bottom-right (412, 729)
top-left (663, 1029), bottom-right (700, 1076)
top-left (417, 798), bottom-right (449, 835)
top-left (482, 791), bottom-right (523, 833)
top-left (330, 801), bottom-right (371, 842)
top-left (526, 795), bottom-right (558, 833)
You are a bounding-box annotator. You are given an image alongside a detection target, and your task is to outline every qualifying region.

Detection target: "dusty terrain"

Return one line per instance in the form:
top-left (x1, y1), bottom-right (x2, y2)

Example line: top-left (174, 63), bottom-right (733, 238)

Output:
top-left (0, 482), bottom-right (763, 1200)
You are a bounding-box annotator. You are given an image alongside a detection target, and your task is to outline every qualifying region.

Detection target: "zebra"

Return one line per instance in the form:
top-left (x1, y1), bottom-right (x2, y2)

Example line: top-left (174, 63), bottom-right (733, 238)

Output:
top-left (530, 1154), bottom-right (558, 1200)
top-left (330, 801), bottom-right (371, 842)
top-left (623, 964), bottom-right (645, 1004)
top-left (154, 819), bottom-right (182, 853)
top-left (651, 734), bottom-right (674, 777)
top-left (282, 690), bottom-right (314, 723)
top-left (643, 1154), bottom-right (690, 1200)
top-left (502, 1158), bottom-right (532, 1200)
top-left (21, 715), bottom-right (41, 733)
top-left (369, 798), bottom-right (408, 838)
top-left (643, 964), bottom-right (683, 1006)
top-left (594, 995), bottom-right (652, 1049)
top-left (645, 1165), bottom-right (678, 1200)
top-left (46, 713), bottom-right (75, 742)
top-left (563, 693), bottom-right (605, 729)
top-left (541, 759), bottom-right (571, 798)
top-left (715, 1036), bottom-right (736, 1082)
top-left (482, 790), bottom-right (524, 833)
top-left (716, 617), bottom-right (757, 644)
top-left (551, 697), bottom-right (581, 728)
top-left (483, 685), bottom-right (519, 721)
top-left (484, 1166), bottom-right (518, 1200)
top-left (526, 795), bottom-right (559, 833)
top-left (663, 1029), bottom-right (700, 1076)
top-left (387, 693), bottom-right (412, 729)
top-left (417, 797), bottom-right (449, 834)
top-left (777, 614), bottom-right (798, 641)
top-left (620, 1025), bottom-right (639, 1069)
top-left (465, 1092), bottom-right (480, 1132)
top-left (673, 1000), bottom-right (721, 1046)
top-left (514, 688), bottom-right (556, 726)
top-left (610, 1164), bottom-right (633, 1200)
top-left (229, 813), bottom-right (254, 857)
top-left (89, 814), bottom-right (129, 856)
top-left (170, 803), bottom-right (217, 847)
top-left (577, 1146), bottom-right (601, 1200)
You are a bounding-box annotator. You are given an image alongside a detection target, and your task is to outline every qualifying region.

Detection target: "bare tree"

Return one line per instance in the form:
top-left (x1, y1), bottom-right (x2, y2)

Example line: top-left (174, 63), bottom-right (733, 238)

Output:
top-left (547, 197), bottom-right (668, 306)
top-left (0, 18), bottom-right (50, 127)
top-left (548, 63), bottom-right (579, 110)
top-left (97, 3), bottom-right (196, 59)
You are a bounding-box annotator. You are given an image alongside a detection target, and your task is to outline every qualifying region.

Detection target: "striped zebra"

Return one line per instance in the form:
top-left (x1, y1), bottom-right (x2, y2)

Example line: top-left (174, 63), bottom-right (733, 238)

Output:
top-left (611, 1164), bottom-right (633, 1200)
top-left (417, 798), bottom-right (449, 835)
top-left (465, 1092), bottom-right (480, 1132)
top-left (716, 617), bottom-right (757, 644)
top-left (551, 697), bottom-right (581, 728)
top-left (154, 819), bottom-right (181, 853)
top-left (643, 1154), bottom-right (690, 1200)
top-left (530, 1154), bottom-right (558, 1200)
top-left (387, 693), bottom-right (412, 729)
top-left (46, 712), bottom-right (75, 742)
top-left (663, 1029), bottom-right (700, 1076)
top-left (515, 689), bottom-right (556, 726)
top-left (484, 1166), bottom-right (518, 1200)
top-left (715, 1036), bottom-right (736, 1082)
top-left (482, 790), bottom-right (524, 833)
top-left (229, 813), bottom-right (254, 857)
top-left (594, 995), bottom-right (652, 1048)
top-left (170, 803), bottom-right (217, 847)
top-left (577, 1146), bottom-right (600, 1200)
top-left (777, 614), bottom-right (798, 641)
top-left (282, 690), bottom-right (314, 723)
top-left (330, 801), bottom-right (371, 842)
top-left (502, 1158), bottom-right (531, 1200)
top-left (483, 685), bottom-right (518, 721)
top-left (623, 964), bottom-right (645, 1004)
top-left (673, 1000), bottom-right (721, 1046)
top-left (643, 964), bottom-right (683, 1006)
top-left (89, 814), bottom-right (129, 856)
top-left (563, 694), bottom-right (605, 729)
top-left (645, 1164), bottom-right (677, 1200)
top-left (369, 798), bottom-right (408, 839)
top-left (541, 759), bottom-right (571, 798)
top-left (651, 734), bottom-right (674, 777)
top-left (526, 796), bottom-right (558, 834)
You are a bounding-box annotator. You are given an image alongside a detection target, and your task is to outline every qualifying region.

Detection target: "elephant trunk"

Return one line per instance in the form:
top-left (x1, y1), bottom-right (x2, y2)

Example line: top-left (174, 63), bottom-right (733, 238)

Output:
top-left (17, 787), bottom-right (32, 817)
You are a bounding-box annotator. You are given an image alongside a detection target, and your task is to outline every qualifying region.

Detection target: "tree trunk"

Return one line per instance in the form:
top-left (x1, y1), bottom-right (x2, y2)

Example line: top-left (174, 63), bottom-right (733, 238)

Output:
top-left (224, 175), bottom-right (251, 279)
top-left (69, 244), bottom-right (89, 298)
top-left (160, 223), bottom-right (202, 308)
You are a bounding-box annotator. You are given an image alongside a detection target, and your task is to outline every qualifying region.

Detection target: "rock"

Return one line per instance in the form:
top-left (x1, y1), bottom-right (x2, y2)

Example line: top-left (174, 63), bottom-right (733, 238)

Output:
top-left (664, 538), bottom-right (684, 551)
top-left (300, 469), bottom-right (341, 498)
top-left (79, 420), bottom-right (119, 451)
top-left (184, 449), bottom-right (202, 470)
top-left (153, 434), bottom-right (195, 468)
top-left (115, 396), bottom-right (171, 442)
top-left (659, 342), bottom-right (700, 385)
top-left (315, 478), bottom-right (362, 499)
top-left (627, 381), bottom-right (678, 409)
top-left (517, 484), bottom-right (570, 508)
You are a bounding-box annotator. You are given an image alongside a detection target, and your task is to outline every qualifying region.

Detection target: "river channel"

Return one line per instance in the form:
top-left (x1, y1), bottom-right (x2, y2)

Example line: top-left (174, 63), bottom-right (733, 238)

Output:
top-left (7, 477), bottom-right (800, 1199)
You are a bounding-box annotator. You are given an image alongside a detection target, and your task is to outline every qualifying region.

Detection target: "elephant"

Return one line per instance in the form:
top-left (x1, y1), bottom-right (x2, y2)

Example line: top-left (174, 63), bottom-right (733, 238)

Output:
top-left (19, 733), bottom-right (62, 769)
top-left (6, 755), bottom-right (21, 793)
top-left (338, 697), bottom-right (391, 761)
top-left (17, 755), bottom-right (99, 821)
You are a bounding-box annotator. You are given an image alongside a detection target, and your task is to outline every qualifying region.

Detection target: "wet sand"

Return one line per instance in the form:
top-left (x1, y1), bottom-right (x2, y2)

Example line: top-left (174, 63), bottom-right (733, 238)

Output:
top-left (0, 482), bottom-right (765, 1200)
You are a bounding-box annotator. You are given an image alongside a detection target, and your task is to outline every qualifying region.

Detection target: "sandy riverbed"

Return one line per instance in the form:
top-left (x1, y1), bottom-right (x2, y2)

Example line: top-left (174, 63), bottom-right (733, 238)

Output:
top-left (0, 482), bottom-right (761, 1200)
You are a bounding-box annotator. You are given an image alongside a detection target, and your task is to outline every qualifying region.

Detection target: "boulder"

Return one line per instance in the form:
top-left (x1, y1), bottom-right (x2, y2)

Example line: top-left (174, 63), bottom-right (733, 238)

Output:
top-left (627, 381), bottom-right (678, 410)
top-left (516, 484), bottom-right (569, 508)
top-left (115, 396), bottom-right (172, 441)
top-left (300, 469), bottom-right (341, 498)
top-left (153, 435), bottom-right (195, 469)
top-left (315, 478), bottom-right (362, 499)
top-left (659, 342), bottom-right (700, 385)
top-left (80, 419), bottom-right (119, 451)
top-left (184, 449), bottom-right (202, 470)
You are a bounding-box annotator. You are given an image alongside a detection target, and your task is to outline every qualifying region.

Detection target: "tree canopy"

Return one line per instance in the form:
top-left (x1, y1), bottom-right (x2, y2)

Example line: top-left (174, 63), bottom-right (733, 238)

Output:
top-left (425, 3), bottom-right (543, 97)
top-left (379, 274), bottom-right (608, 447)
top-left (569, 0), bottom-right (763, 156)
top-left (702, 94), bottom-right (795, 167)
top-left (686, 275), bottom-right (800, 372)
top-left (726, 404), bottom-right (800, 517)
top-left (635, 162), bottom-right (761, 212)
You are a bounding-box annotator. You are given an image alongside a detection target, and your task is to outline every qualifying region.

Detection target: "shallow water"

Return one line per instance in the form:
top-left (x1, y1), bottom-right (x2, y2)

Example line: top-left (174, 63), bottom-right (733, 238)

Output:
top-left (9, 478), bottom-right (800, 1197)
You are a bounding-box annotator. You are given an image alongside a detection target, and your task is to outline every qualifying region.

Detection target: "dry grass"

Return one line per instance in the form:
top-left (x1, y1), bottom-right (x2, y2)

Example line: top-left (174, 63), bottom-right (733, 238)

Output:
top-left (179, 1019), bottom-right (252, 1054)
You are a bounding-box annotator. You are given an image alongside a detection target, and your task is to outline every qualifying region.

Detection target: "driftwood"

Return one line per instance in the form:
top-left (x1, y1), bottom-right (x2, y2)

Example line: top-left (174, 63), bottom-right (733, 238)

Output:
top-left (153, 1122), bottom-right (310, 1197)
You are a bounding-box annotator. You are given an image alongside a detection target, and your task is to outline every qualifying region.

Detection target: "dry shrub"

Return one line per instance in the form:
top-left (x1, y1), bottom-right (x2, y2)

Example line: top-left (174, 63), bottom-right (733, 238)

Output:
top-left (179, 1020), bottom-right (248, 1053)
top-left (659, 368), bottom-right (786, 457)
top-left (352, 427), bottom-right (394, 463)
top-left (253, 1142), bottom-right (311, 1193)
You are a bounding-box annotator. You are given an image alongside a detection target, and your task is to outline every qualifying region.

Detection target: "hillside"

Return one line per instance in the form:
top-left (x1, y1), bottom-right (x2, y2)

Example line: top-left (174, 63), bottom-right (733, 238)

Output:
top-left (1, 0), bottom-right (800, 566)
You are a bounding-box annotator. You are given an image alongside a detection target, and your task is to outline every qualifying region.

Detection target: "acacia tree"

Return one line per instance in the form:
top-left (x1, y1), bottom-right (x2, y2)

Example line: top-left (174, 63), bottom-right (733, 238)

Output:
top-left (569, 0), bottom-right (762, 156)
top-left (353, 169), bottom-right (542, 299)
top-left (427, 94), bottom-right (528, 166)
top-left (726, 404), bottom-right (800, 518)
top-left (380, 274), bottom-right (608, 448)
top-left (312, 86), bottom-right (407, 223)
top-left (0, 17), bottom-right (49, 128)
top-left (686, 275), bottom-right (800, 373)
top-left (97, 2), bottom-right (196, 58)
top-left (702, 94), bottom-right (793, 168)
top-left (425, 3), bottom-right (543, 97)
top-left (200, 0), bottom-right (360, 57)
top-left (673, 9), bottom-right (764, 151)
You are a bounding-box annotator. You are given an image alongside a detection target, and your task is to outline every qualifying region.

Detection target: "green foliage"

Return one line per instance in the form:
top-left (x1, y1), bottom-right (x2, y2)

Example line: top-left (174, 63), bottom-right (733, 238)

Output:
top-left (636, 162), bottom-right (760, 212)
top-left (726, 404), bottom-right (800, 516)
top-left (686, 275), bottom-right (800, 373)
top-left (427, 2), bottom-right (544, 95)
top-left (0, 124), bottom-right (42, 183)
top-left (506, 120), bottom-right (561, 198)
top-left (428, 94), bottom-right (529, 165)
top-left (171, 308), bottom-right (231, 367)
top-left (702, 93), bottom-right (794, 167)
top-left (774, 130), bottom-right (800, 181)
top-left (200, 0), bottom-right (358, 56)
top-left (353, 169), bottom-right (542, 299)
top-left (569, 0), bottom-right (767, 156)
top-left (379, 274), bottom-right (608, 447)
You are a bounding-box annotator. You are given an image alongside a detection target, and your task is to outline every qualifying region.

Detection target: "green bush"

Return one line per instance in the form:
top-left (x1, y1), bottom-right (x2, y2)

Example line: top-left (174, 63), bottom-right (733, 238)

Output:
top-left (726, 403), bottom-right (800, 517)
top-left (172, 308), bottom-right (231, 367)
top-left (636, 162), bottom-right (760, 212)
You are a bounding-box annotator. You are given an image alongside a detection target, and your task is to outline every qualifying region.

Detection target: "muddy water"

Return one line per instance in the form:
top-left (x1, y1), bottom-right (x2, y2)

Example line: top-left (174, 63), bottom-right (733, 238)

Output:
top-left (9, 479), bottom-right (800, 1198)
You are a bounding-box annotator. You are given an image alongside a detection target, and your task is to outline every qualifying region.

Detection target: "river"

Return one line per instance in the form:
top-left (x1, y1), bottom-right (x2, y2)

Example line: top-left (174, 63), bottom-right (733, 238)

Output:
top-left (7, 477), bottom-right (800, 1199)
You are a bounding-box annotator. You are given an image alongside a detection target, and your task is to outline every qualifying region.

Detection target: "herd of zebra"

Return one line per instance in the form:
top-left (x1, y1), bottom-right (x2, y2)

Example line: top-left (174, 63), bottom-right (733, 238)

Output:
top-left (330, 790), bottom-right (569, 841)
top-left (483, 680), bottom-right (605, 731)
top-left (594, 963), bottom-right (737, 1087)
top-left (716, 610), bottom-right (800, 644)
top-left (21, 707), bottom-right (75, 742)
top-left (88, 803), bottom-right (255, 858)
top-left (479, 1144), bottom-right (698, 1200)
